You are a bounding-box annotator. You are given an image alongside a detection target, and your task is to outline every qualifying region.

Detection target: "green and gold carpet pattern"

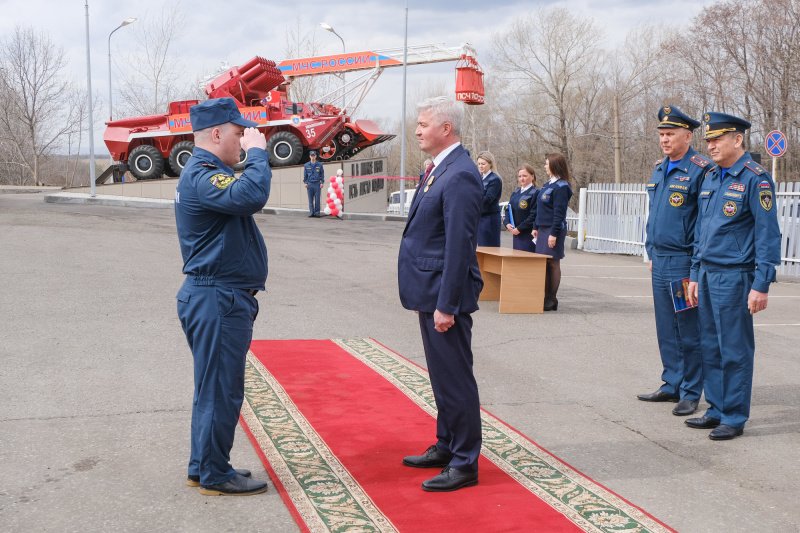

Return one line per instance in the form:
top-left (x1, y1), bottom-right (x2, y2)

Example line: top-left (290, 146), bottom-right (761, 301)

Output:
top-left (333, 339), bottom-right (669, 533)
top-left (241, 339), bottom-right (671, 533)
top-left (241, 354), bottom-right (398, 533)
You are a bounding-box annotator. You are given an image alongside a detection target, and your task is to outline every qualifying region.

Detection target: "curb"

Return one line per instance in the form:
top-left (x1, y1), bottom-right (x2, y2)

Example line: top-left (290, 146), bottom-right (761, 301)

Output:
top-left (44, 192), bottom-right (408, 222)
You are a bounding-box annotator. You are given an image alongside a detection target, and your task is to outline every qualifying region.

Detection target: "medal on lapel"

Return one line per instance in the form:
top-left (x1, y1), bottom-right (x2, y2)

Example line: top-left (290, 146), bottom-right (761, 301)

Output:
top-left (424, 175), bottom-right (435, 193)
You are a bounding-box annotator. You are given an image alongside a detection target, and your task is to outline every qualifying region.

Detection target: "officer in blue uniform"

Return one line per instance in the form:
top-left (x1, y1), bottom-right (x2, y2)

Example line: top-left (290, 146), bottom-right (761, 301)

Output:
top-left (533, 153), bottom-right (573, 311)
top-left (175, 97), bottom-right (271, 495)
top-left (502, 163), bottom-right (539, 252)
top-left (685, 112), bottom-right (781, 440)
top-left (303, 150), bottom-right (324, 217)
top-left (638, 105), bottom-right (709, 417)
top-left (476, 151), bottom-right (503, 246)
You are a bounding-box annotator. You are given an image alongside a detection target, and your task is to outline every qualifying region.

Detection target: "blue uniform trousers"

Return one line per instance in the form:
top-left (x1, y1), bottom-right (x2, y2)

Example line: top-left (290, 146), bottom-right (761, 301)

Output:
top-left (177, 282), bottom-right (259, 486)
top-left (307, 183), bottom-right (321, 215)
top-left (417, 311), bottom-right (481, 472)
top-left (477, 214), bottom-right (501, 247)
top-left (698, 263), bottom-right (755, 428)
top-left (651, 255), bottom-right (702, 400)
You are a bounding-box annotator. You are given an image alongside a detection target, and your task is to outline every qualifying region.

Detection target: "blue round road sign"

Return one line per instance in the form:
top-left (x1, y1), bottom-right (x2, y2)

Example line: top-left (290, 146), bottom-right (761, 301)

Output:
top-left (765, 130), bottom-right (787, 157)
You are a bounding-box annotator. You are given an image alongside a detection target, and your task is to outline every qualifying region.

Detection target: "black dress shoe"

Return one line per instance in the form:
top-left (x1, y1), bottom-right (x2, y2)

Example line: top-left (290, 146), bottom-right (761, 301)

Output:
top-left (672, 399), bottom-right (699, 416)
top-left (308, 214), bottom-right (315, 217)
top-left (637, 390), bottom-right (680, 402)
top-left (685, 416), bottom-right (721, 429)
top-left (187, 468), bottom-right (251, 487)
top-left (421, 466), bottom-right (478, 492)
top-left (402, 444), bottom-right (453, 468)
top-left (709, 424), bottom-right (744, 441)
top-left (199, 473), bottom-right (268, 496)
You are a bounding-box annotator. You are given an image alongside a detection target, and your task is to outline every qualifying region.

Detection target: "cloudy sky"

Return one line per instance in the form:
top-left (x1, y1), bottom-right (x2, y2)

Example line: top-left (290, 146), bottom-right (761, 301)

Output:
top-left (0, 0), bottom-right (716, 152)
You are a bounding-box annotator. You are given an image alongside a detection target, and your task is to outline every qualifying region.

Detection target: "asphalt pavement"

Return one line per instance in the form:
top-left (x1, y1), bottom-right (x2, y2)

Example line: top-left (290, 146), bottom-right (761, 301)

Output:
top-left (1, 192), bottom-right (798, 532)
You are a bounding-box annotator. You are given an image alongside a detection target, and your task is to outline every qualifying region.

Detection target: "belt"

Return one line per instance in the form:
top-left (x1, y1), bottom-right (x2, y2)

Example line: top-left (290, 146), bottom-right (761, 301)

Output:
top-left (245, 289), bottom-right (258, 296)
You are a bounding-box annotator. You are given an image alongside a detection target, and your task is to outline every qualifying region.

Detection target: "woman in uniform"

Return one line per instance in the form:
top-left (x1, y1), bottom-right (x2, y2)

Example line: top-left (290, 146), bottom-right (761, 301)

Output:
top-left (502, 164), bottom-right (539, 252)
top-left (476, 151), bottom-right (503, 247)
top-left (533, 153), bottom-right (573, 311)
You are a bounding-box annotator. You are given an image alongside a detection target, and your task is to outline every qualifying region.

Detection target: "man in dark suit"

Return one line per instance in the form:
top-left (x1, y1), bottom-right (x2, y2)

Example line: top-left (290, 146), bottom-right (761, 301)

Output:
top-left (398, 96), bottom-right (484, 492)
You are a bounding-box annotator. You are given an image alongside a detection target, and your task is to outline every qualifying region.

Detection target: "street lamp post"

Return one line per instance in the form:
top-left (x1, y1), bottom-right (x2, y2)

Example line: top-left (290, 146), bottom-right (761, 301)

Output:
top-left (84, 1), bottom-right (96, 197)
top-left (108, 17), bottom-right (136, 122)
top-left (319, 23), bottom-right (346, 111)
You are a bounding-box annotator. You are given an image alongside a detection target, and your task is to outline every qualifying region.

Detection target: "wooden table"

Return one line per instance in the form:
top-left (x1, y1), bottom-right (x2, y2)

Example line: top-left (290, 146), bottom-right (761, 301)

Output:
top-left (475, 247), bottom-right (549, 313)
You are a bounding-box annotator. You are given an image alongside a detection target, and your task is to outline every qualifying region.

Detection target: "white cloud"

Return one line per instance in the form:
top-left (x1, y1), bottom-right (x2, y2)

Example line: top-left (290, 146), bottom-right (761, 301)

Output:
top-left (0, 0), bottom-right (715, 151)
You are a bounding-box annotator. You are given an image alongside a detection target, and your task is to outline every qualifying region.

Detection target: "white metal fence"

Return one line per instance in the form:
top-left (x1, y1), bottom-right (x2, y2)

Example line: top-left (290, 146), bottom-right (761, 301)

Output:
top-left (580, 183), bottom-right (648, 257)
top-left (777, 182), bottom-right (800, 276)
top-left (575, 182), bottom-right (800, 276)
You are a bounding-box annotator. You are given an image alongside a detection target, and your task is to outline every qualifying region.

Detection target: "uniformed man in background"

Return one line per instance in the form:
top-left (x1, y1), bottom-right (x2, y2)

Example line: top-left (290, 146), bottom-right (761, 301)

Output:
top-left (638, 105), bottom-right (709, 418)
top-left (175, 97), bottom-right (271, 494)
top-left (685, 112), bottom-right (781, 440)
top-left (303, 150), bottom-right (325, 217)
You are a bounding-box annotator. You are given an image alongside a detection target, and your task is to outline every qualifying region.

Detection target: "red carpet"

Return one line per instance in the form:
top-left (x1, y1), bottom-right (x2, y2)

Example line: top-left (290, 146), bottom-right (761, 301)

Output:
top-left (240, 339), bottom-right (674, 533)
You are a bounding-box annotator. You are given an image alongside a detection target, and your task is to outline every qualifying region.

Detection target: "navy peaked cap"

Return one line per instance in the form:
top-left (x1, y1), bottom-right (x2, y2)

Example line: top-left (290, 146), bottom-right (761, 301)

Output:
top-left (702, 111), bottom-right (751, 140)
top-left (190, 97), bottom-right (258, 132)
top-left (657, 105), bottom-right (700, 130)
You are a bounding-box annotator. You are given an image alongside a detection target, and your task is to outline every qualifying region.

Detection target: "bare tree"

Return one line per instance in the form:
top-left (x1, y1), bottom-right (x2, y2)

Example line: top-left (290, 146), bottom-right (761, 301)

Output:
top-left (0, 26), bottom-right (84, 186)
top-left (115, 4), bottom-right (186, 117)
top-left (491, 6), bottom-right (605, 160)
top-left (281, 17), bottom-right (337, 104)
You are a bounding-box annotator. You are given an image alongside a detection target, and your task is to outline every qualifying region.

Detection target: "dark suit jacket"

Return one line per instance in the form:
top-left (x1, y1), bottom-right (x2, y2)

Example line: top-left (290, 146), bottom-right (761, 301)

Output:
top-left (481, 171), bottom-right (503, 216)
top-left (398, 144), bottom-right (484, 315)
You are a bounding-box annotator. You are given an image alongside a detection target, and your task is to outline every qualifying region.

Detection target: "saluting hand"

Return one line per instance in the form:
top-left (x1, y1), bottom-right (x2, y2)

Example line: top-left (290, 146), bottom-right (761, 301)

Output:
top-left (241, 127), bottom-right (267, 152)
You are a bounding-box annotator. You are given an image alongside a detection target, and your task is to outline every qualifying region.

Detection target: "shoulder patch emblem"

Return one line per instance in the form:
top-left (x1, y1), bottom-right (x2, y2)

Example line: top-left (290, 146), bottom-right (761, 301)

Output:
top-left (210, 173), bottom-right (236, 190)
top-left (690, 155), bottom-right (709, 168)
top-left (744, 162), bottom-right (765, 175)
top-left (201, 162), bottom-right (217, 169)
top-left (723, 201), bottom-right (738, 217)
top-left (670, 192), bottom-right (684, 207)
top-left (759, 190), bottom-right (773, 210)
top-left (759, 179), bottom-right (772, 189)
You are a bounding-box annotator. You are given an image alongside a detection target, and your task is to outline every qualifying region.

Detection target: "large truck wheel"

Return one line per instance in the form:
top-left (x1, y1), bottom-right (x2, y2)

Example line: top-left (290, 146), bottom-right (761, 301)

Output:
top-left (266, 131), bottom-right (303, 166)
top-left (168, 141), bottom-right (195, 176)
top-left (128, 145), bottom-right (165, 180)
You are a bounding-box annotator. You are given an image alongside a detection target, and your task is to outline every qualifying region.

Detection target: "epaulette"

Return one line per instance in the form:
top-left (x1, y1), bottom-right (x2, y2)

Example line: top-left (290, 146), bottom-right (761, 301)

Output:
top-left (690, 155), bottom-right (710, 168)
top-left (744, 161), bottom-right (766, 175)
top-left (201, 163), bottom-right (217, 169)
top-left (654, 157), bottom-right (665, 168)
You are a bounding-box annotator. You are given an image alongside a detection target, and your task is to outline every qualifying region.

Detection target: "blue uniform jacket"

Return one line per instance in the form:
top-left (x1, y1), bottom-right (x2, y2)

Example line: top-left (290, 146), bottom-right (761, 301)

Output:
top-left (481, 171), bottom-right (503, 216)
top-left (645, 148), bottom-right (710, 257)
top-left (502, 186), bottom-right (540, 233)
top-left (535, 179), bottom-right (573, 231)
top-left (303, 161), bottom-right (324, 184)
top-left (398, 144), bottom-right (484, 315)
top-left (175, 146), bottom-right (271, 290)
top-left (690, 153), bottom-right (781, 293)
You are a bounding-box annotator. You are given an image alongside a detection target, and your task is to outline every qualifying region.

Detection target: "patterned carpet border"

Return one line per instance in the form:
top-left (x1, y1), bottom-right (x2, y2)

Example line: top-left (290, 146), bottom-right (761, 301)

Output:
top-left (241, 352), bottom-right (398, 533)
top-left (241, 339), bottom-right (673, 533)
top-left (333, 338), bottom-right (672, 533)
